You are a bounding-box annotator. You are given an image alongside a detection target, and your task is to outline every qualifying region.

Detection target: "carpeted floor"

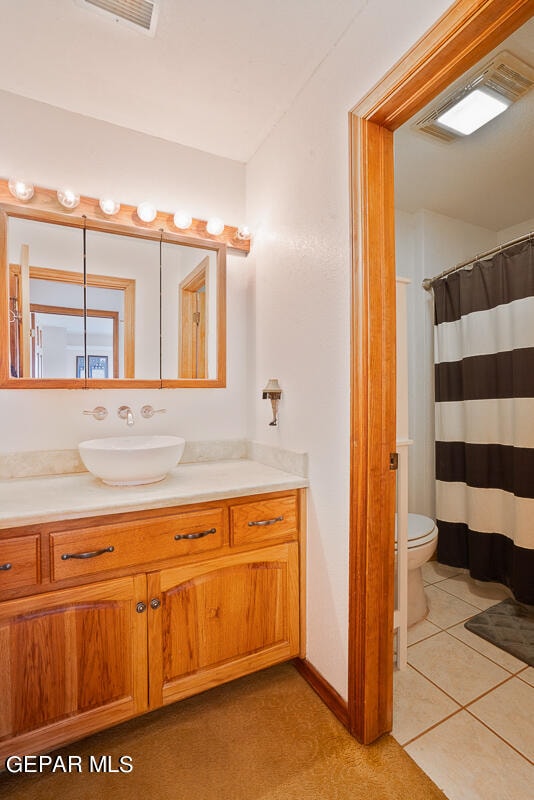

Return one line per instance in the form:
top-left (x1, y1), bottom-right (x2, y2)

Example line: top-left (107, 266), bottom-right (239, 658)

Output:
top-left (0, 663), bottom-right (446, 800)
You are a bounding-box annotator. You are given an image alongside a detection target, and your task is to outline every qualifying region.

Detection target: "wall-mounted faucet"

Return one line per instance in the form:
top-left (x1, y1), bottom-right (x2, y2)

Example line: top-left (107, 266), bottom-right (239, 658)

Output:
top-left (140, 405), bottom-right (167, 419)
top-left (118, 405), bottom-right (134, 426)
top-left (82, 406), bottom-right (108, 421)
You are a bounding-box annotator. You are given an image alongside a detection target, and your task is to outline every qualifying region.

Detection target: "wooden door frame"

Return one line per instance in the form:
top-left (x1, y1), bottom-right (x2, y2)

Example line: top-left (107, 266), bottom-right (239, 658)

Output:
top-left (348, 0), bottom-right (534, 743)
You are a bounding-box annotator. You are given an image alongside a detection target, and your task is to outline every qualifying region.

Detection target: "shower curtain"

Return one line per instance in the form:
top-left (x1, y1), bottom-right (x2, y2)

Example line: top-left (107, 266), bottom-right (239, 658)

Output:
top-left (433, 237), bottom-right (534, 605)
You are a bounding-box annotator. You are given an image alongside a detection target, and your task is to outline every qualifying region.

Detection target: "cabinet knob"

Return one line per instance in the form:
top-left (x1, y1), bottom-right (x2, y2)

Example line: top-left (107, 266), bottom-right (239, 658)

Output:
top-left (150, 598), bottom-right (161, 610)
top-left (136, 602), bottom-right (147, 614)
top-left (0, 562), bottom-right (12, 571)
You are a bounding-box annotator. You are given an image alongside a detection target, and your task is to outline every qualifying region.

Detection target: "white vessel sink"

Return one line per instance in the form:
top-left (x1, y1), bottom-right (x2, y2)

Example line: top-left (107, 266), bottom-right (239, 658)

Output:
top-left (79, 435), bottom-right (185, 486)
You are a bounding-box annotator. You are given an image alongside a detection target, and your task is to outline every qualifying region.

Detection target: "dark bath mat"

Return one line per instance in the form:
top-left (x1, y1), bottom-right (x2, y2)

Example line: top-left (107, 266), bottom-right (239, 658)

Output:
top-left (465, 598), bottom-right (534, 667)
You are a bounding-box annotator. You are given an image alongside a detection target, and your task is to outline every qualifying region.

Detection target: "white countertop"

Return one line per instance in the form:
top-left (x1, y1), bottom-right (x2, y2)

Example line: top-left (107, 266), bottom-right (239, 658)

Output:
top-left (0, 459), bottom-right (308, 529)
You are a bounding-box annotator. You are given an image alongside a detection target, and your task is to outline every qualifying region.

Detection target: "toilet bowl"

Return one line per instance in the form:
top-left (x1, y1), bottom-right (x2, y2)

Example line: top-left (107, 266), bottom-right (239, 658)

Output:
top-left (396, 513), bottom-right (438, 627)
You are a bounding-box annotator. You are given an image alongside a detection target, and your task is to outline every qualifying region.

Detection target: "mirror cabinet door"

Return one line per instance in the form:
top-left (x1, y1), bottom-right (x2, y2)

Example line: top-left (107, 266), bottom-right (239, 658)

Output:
top-left (4, 215), bottom-right (226, 387)
top-left (85, 230), bottom-right (161, 382)
top-left (8, 217), bottom-right (84, 380)
top-left (161, 242), bottom-right (219, 381)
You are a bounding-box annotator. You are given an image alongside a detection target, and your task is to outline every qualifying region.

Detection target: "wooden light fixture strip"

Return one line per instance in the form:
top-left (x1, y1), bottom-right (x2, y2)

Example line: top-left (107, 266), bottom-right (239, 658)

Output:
top-left (0, 181), bottom-right (250, 254)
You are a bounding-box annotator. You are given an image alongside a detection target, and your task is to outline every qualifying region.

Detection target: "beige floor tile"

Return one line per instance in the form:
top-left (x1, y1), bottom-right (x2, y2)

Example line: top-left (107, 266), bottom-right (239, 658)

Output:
top-left (408, 631), bottom-right (510, 705)
top-left (448, 622), bottom-right (527, 673)
top-left (519, 667), bottom-right (534, 687)
top-left (436, 574), bottom-right (512, 610)
top-left (406, 711), bottom-right (534, 800)
top-left (425, 584), bottom-right (480, 629)
top-left (392, 665), bottom-right (460, 745)
top-left (421, 561), bottom-right (463, 584)
top-left (407, 618), bottom-right (441, 645)
top-left (468, 678), bottom-right (534, 762)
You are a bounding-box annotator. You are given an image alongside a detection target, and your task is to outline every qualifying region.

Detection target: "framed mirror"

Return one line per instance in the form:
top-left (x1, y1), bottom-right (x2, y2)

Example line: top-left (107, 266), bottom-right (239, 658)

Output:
top-left (0, 191), bottom-right (228, 389)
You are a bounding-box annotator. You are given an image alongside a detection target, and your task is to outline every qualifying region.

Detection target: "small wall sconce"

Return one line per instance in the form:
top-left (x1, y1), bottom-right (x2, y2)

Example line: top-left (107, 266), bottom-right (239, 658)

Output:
top-left (262, 379), bottom-right (282, 426)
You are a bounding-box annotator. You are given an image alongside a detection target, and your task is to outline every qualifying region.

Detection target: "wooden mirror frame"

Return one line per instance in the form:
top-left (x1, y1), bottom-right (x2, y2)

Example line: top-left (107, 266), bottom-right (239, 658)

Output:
top-left (348, 0), bottom-right (533, 744)
top-left (0, 181), bottom-right (235, 389)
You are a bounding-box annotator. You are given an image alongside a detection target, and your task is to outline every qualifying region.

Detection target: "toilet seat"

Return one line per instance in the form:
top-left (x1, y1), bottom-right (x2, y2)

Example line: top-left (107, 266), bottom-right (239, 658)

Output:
top-left (395, 513), bottom-right (437, 549)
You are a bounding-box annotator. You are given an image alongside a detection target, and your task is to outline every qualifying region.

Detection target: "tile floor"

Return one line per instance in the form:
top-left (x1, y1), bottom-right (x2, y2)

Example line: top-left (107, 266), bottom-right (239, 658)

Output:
top-left (392, 561), bottom-right (534, 800)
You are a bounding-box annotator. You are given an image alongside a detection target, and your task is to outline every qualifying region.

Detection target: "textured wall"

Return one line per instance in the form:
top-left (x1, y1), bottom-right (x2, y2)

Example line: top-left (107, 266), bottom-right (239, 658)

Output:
top-left (246, 0), bottom-right (454, 698)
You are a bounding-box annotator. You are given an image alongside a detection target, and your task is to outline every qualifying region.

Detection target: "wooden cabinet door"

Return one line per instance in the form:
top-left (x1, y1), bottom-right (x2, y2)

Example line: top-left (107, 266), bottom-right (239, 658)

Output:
top-left (0, 574), bottom-right (148, 759)
top-left (147, 543), bottom-right (300, 707)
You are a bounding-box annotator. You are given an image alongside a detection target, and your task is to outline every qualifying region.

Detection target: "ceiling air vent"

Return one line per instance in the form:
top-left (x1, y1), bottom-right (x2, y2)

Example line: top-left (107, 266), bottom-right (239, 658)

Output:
top-left (76, 0), bottom-right (159, 36)
top-left (414, 51), bottom-right (534, 143)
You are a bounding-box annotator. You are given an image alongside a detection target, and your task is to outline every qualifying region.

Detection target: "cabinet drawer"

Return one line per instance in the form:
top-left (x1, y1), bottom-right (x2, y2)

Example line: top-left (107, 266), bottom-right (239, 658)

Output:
top-left (50, 508), bottom-right (227, 581)
top-left (230, 495), bottom-right (298, 547)
top-left (0, 535), bottom-right (40, 592)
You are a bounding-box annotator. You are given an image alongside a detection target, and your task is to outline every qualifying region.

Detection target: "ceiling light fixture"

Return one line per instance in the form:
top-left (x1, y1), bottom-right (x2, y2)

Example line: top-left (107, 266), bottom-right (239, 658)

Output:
top-left (99, 197), bottom-right (120, 215)
top-left (137, 202), bottom-right (157, 223)
top-left (436, 88), bottom-right (511, 135)
top-left (206, 217), bottom-right (224, 236)
top-left (173, 211), bottom-right (192, 230)
top-left (8, 178), bottom-right (34, 202)
top-left (237, 225), bottom-right (251, 240)
top-left (416, 52), bottom-right (534, 143)
top-left (57, 188), bottom-right (80, 209)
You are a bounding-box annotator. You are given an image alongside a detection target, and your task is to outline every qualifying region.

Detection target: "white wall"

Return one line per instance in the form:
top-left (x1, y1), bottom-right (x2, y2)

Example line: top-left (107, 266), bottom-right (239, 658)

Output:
top-left (0, 92), bottom-right (249, 451)
top-left (246, 0), bottom-right (453, 698)
top-left (498, 216), bottom-right (534, 243)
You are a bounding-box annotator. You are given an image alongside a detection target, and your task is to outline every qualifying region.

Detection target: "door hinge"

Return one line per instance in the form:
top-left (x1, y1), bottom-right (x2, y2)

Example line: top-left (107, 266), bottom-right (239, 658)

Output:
top-left (193, 311), bottom-right (201, 325)
top-left (389, 452), bottom-right (399, 471)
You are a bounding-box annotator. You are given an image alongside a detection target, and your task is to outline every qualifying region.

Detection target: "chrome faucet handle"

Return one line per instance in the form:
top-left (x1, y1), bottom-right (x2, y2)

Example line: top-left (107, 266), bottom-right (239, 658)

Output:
top-left (118, 405), bottom-right (135, 426)
top-left (82, 406), bottom-right (108, 421)
top-left (140, 405), bottom-right (167, 419)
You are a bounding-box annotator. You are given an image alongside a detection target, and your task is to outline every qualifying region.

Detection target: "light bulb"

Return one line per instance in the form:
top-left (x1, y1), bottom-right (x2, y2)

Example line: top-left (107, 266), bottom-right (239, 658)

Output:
top-left (8, 178), bottom-right (34, 202)
top-left (57, 188), bottom-right (80, 209)
top-left (173, 211), bottom-right (192, 230)
top-left (137, 202), bottom-right (157, 223)
top-left (237, 225), bottom-right (251, 240)
top-left (206, 217), bottom-right (224, 236)
top-left (99, 197), bottom-right (120, 215)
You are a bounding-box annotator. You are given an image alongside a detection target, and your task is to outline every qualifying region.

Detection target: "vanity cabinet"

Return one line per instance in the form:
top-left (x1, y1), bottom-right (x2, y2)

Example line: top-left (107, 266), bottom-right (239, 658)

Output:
top-left (148, 542), bottom-right (299, 708)
top-left (0, 575), bottom-right (148, 758)
top-left (0, 489), bottom-right (305, 760)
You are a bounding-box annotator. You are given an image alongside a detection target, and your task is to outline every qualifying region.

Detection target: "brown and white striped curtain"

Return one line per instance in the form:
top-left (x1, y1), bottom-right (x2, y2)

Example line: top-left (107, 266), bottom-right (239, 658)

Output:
top-left (433, 237), bottom-right (534, 605)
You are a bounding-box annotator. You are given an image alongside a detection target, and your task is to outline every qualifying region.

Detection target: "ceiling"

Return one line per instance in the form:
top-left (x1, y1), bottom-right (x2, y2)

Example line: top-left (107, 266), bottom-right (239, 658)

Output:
top-left (394, 18), bottom-right (534, 232)
top-left (0, 0), bottom-right (367, 163)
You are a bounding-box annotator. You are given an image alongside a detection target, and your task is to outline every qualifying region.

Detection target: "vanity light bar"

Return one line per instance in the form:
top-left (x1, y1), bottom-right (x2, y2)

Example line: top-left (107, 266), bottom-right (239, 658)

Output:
top-left (0, 178), bottom-right (251, 254)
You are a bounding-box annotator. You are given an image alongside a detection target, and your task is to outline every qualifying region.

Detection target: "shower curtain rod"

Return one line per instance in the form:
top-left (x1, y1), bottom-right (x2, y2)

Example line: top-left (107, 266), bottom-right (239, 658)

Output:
top-left (421, 229), bottom-right (533, 291)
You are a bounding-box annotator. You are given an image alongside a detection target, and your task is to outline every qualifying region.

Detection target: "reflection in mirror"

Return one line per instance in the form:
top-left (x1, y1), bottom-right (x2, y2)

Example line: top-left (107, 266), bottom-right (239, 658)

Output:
top-left (85, 230), bottom-right (160, 381)
top-left (161, 242), bottom-right (218, 380)
top-left (8, 217), bottom-right (83, 379)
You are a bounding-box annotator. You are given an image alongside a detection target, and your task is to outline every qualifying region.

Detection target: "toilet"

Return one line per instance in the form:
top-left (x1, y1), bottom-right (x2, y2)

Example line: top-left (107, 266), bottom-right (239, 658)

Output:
top-left (396, 513), bottom-right (438, 627)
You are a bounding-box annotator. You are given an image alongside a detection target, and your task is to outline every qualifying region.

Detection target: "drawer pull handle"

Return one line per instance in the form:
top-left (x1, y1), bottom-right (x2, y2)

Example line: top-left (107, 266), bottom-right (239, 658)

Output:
top-left (61, 546), bottom-right (115, 561)
top-left (174, 527), bottom-right (216, 541)
top-left (0, 562), bottom-right (12, 571)
top-left (248, 516), bottom-right (284, 527)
